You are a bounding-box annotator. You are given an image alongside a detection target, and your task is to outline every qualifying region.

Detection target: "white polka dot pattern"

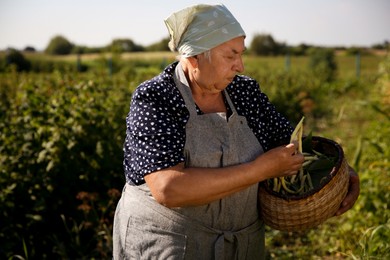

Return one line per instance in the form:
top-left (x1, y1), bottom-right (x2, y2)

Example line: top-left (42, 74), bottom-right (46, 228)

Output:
top-left (123, 62), bottom-right (293, 185)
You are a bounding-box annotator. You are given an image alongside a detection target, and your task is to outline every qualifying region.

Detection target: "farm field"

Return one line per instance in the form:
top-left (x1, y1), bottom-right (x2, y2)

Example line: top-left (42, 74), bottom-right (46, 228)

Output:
top-left (0, 51), bottom-right (389, 259)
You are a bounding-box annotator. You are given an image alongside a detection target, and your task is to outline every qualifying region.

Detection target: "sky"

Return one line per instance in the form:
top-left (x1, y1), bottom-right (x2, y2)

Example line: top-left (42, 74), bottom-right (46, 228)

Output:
top-left (1, 0), bottom-right (389, 51)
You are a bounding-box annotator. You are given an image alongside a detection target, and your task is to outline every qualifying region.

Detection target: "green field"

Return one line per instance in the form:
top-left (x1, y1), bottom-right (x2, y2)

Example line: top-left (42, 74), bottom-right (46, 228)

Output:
top-left (1, 52), bottom-right (389, 259)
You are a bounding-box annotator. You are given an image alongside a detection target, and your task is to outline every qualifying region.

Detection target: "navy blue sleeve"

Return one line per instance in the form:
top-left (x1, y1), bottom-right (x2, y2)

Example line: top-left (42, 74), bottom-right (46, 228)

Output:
top-left (123, 76), bottom-right (188, 185)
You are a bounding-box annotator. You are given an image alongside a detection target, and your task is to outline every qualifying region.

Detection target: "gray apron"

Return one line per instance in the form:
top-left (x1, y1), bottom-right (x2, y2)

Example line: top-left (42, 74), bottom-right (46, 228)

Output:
top-left (113, 63), bottom-right (265, 260)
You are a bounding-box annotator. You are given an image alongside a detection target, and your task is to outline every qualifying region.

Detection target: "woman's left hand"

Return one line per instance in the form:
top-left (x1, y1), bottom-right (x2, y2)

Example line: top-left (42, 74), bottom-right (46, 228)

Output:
top-left (335, 165), bottom-right (360, 216)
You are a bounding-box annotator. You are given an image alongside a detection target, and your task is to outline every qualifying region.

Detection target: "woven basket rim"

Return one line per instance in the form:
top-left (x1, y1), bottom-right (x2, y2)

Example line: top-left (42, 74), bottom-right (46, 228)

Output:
top-left (258, 158), bottom-right (349, 231)
top-left (261, 136), bottom-right (345, 200)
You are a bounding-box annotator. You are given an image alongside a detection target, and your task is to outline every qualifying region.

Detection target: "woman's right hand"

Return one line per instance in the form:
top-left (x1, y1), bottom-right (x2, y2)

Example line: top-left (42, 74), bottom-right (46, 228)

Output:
top-left (252, 142), bottom-right (305, 181)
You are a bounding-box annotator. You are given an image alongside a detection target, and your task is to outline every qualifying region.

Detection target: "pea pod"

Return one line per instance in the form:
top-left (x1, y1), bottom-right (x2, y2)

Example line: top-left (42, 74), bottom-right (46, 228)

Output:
top-left (268, 116), bottom-right (336, 196)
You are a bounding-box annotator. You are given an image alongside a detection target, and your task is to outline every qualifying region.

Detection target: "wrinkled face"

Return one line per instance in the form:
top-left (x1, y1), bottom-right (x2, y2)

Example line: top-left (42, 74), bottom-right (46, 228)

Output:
top-left (193, 36), bottom-right (246, 94)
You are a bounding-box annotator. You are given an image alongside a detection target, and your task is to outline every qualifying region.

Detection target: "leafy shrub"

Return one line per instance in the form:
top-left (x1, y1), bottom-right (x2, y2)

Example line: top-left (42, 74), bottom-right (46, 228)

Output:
top-left (264, 54), bottom-right (390, 260)
top-left (0, 71), bottom-right (133, 258)
top-left (308, 48), bottom-right (338, 82)
top-left (243, 60), bottom-right (333, 125)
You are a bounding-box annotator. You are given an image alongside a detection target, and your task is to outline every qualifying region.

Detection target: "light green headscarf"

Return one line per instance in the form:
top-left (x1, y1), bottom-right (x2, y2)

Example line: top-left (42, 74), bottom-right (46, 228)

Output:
top-left (164, 4), bottom-right (246, 57)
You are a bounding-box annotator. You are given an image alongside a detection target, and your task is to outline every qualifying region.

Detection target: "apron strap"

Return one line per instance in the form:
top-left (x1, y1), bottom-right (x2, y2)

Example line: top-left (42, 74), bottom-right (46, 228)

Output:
top-left (173, 62), bottom-right (198, 117)
top-left (215, 231), bottom-right (236, 260)
top-left (215, 222), bottom-right (262, 259)
top-left (223, 88), bottom-right (238, 115)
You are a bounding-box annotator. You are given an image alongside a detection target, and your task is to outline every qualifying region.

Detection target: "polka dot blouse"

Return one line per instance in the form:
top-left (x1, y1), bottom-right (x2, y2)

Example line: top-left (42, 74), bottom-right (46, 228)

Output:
top-left (124, 62), bottom-right (293, 185)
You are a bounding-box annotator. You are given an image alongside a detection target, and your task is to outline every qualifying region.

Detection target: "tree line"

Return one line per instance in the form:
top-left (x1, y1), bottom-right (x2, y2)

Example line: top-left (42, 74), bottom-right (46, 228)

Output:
top-left (7, 34), bottom-right (390, 56)
top-left (1, 33), bottom-right (388, 75)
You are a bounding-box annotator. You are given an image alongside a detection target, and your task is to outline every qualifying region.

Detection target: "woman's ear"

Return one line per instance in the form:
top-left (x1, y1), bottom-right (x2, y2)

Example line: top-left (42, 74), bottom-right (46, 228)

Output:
top-left (187, 55), bottom-right (199, 68)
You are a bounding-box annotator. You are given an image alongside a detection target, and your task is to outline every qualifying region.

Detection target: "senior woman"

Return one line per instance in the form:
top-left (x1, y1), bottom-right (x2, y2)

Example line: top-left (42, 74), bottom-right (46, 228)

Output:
top-left (113, 4), bottom-right (360, 259)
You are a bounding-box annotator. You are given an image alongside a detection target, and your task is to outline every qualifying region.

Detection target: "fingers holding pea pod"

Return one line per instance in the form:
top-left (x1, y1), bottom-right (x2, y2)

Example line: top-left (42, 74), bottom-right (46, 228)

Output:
top-left (269, 117), bottom-right (336, 196)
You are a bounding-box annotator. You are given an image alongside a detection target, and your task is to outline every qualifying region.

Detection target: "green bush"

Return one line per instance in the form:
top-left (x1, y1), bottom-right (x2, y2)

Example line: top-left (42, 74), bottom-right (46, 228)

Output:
top-left (265, 55), bottom-right (390, 259)
top-left (243, 61), bottom-right (333, 125)
top-left (308, 48), bottom-right (338, 82)
top-left (0, 71), bottom-right (133, 258)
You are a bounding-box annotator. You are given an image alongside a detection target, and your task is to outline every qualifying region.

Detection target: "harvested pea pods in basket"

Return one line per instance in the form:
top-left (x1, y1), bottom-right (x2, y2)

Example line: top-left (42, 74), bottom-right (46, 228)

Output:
top-left (258, 117), bottom-right (350, 232)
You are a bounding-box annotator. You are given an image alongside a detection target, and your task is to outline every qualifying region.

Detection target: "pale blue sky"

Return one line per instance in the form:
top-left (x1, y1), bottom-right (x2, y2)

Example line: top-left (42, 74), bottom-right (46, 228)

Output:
top-left (1, 0), bottom-right (389, 51)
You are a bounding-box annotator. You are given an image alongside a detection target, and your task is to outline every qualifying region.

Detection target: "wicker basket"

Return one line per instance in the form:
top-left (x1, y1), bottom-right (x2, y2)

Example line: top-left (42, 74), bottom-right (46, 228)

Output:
top-left (258, 136), bottom-right (350, 232)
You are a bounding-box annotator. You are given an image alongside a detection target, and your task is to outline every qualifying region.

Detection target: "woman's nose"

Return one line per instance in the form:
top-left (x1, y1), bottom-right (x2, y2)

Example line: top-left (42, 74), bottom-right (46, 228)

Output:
top-left (234, 57), bottom-right (244, 73)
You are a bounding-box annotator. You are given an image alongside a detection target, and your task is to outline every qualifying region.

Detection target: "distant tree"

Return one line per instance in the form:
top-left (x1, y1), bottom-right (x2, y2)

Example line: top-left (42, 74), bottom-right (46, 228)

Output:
top-left (24, 46), bottom-right (36, 52)
top-left (250, 33), bottom-right (281, 56)
top-left (4, 48), bottom-right (31, 71)
top-left (109, 38), bottom-right (144, 53)
top-left (45, 35), bottom-right (74, 55)
top-left (371, 40), bottom-right (389, 51)
top-left (146, 37), bottom-right (170, 52)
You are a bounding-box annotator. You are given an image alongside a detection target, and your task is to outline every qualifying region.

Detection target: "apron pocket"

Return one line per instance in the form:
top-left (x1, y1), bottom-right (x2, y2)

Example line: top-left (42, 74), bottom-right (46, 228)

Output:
top-left (125, 217), bottom-right (187, 260)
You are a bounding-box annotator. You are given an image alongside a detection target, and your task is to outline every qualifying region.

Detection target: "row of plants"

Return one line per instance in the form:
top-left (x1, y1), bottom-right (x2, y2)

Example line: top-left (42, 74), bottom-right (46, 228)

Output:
top-left (1, 70), bottom-right (129, 258)
top-left (265, 56), bottom-right (390, 259)
top-left (0, 55), bottom-right (388, 258)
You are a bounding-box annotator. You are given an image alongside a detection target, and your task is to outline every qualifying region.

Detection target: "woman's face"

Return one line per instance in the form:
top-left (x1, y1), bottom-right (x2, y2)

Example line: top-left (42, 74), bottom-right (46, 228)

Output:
top-left (194, 36), bottom-right (246, 94)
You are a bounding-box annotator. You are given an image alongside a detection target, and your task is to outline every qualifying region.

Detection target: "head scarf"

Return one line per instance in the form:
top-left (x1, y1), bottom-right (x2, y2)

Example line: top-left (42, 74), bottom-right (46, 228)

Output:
top-left (164, 4), bottom-right (245, 57)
